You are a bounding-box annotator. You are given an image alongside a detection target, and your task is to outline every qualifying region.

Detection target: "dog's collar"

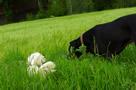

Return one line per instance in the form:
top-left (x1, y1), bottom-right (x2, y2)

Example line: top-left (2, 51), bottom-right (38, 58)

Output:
top-left (80, 34), bottom-right (84, 45)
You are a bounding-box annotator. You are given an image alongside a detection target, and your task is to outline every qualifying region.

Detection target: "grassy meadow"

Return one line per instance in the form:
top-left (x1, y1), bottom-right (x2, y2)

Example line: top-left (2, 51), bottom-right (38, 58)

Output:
top-left (1, 7), bottom-right (136, 89)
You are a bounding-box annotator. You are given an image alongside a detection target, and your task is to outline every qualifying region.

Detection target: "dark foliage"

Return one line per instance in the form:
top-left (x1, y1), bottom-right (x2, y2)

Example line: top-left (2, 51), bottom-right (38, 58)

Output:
top-left (1, 0), bottom-right (136, 24)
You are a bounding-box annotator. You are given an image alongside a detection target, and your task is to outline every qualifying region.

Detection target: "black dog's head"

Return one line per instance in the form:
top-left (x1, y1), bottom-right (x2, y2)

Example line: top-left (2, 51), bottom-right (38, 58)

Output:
top-left (68, 38), bottom-right (82, 58)
top-left (68, 30), bottom-right (94, 58)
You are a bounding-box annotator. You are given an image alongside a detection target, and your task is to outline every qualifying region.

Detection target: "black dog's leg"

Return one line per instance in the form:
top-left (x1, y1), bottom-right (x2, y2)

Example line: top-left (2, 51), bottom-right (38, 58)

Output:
top-left (107, 51), bottom-right (114, 58)
top-left (131, 26), bottom-right (136, 45)
top-left (98, 44), bottom-right (114, 58)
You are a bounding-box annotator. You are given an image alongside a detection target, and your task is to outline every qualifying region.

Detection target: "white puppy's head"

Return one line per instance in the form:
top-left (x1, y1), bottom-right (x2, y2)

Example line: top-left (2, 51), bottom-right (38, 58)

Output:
top-left (27, 52), bottom-right (46, 67)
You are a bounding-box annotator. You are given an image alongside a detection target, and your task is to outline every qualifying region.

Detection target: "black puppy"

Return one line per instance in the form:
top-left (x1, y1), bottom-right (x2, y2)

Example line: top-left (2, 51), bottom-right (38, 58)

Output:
top-left (69, 14), bottom-right (136, 58)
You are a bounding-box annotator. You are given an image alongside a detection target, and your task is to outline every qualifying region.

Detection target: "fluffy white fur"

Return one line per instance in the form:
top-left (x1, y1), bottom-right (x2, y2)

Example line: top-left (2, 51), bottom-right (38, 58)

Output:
top-left (27, 52), bottom-right (46, 67)
top-left (27, 52), bottom-right (56, 77)
top-left (27, 65), bottom-right (39, 75)
top-left (40, 61), bottom-right (56, 73)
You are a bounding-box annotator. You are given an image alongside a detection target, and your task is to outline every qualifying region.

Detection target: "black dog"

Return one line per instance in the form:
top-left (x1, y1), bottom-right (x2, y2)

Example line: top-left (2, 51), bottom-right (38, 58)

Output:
top-left (69, 14), bottom-right (136, 58)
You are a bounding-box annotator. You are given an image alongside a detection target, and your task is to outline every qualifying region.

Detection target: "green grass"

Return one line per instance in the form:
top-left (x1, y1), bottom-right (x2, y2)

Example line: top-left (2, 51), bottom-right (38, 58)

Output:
top-left (1, 7), bottom-right (136, 89)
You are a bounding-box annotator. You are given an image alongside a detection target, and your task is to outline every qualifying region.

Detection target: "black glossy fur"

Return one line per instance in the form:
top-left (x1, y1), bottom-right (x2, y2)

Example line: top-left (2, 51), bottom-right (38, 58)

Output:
top-left (69, 14), bottom-right (136, 58)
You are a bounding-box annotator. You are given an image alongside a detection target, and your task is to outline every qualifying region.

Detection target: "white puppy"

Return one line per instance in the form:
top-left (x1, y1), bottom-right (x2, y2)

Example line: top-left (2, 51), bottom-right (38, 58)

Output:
top-left (27, 52), bottom-right (56, 77)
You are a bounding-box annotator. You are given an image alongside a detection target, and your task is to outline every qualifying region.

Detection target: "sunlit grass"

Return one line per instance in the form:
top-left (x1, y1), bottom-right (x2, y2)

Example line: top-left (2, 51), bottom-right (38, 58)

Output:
top-left (0, 7), bottom-right (136, 89)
